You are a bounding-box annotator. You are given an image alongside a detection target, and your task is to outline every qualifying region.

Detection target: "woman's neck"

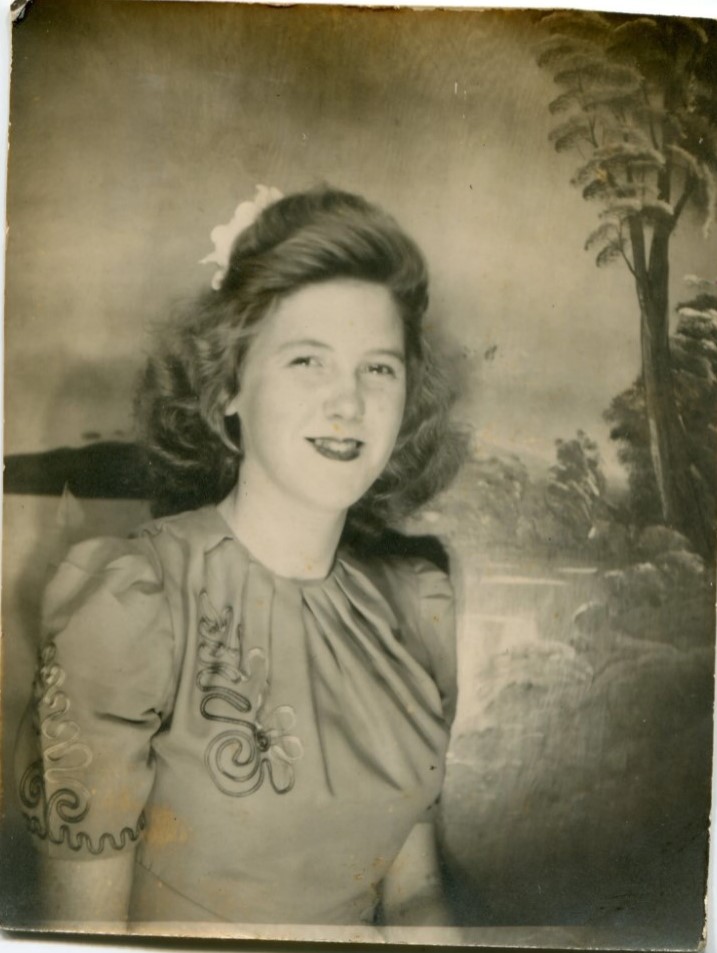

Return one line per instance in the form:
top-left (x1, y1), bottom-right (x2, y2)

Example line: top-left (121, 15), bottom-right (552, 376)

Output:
top-left (218, 479), bottom-right (346, 581)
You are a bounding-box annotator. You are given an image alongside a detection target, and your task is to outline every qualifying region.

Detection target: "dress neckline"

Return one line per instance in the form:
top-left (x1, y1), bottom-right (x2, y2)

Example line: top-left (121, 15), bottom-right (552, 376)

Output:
top-left (209, 505), bottom-right (342, 588)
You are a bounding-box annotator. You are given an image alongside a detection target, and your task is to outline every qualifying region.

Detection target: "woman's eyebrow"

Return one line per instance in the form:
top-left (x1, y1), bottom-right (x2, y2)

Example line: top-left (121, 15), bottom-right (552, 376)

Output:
top-left (276, 338), bottom-right (331, 353)
top-left (275, 340), bottom-right (405, 363)
top-left (366, 348), bottom-right (405, 364)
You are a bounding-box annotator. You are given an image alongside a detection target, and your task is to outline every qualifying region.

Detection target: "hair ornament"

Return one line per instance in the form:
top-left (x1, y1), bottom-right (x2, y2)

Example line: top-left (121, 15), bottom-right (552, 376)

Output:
top-left (200, 185), bottom-right (284, 290)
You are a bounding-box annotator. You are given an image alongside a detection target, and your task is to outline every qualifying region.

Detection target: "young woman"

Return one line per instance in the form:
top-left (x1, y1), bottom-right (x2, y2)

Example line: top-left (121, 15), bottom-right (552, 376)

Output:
top-left (15, 187), bottom-right (464, 933)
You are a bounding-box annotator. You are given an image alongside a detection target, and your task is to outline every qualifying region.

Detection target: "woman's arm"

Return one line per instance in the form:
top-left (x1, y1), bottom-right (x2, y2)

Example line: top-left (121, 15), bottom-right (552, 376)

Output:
top-left (39, 853), bottom-right (135, 927)
top-left (380, 820), bottom-right (460, 934)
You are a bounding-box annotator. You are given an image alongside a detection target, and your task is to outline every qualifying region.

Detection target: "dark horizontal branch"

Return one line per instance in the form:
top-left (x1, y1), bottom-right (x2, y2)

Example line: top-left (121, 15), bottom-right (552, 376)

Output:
top-left (4, 441), bottom-right (149, 499)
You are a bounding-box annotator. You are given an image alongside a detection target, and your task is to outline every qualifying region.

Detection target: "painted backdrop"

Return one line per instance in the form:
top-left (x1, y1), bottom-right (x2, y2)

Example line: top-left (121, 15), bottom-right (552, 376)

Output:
top-left (3, 2), bottom-right (715, 948)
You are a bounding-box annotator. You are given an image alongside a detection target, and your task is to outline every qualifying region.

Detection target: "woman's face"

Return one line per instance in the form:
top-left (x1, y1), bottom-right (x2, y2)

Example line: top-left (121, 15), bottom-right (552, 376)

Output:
top-left (227, 278), bottom-right (407, 516)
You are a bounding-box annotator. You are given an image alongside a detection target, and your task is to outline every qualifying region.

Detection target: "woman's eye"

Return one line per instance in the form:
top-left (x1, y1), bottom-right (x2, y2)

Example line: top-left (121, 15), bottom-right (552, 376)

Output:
top-left (365, 363), bottom-right (397, 378)
top-left (289, 355), bottom-right (322, 368)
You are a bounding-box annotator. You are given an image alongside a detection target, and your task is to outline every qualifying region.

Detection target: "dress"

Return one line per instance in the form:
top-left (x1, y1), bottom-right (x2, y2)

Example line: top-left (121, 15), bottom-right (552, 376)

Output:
top-left (15, 506), bottom-right (457, 925)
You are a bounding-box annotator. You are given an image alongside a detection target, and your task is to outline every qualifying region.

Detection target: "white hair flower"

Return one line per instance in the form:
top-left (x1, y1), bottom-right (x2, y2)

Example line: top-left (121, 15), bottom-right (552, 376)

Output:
top-left (200, 185), bottom-right (283, 290)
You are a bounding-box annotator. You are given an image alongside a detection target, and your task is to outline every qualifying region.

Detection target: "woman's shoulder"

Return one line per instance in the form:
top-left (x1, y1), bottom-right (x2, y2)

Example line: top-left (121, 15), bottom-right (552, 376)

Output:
top-left (41, 530), bottom-right (168, 639)
top-left (44, 532), bottom-right (164, 606)
top-left (131, 504), bottom-right (233, 553)
top-left (349, 529), bottom-right (452, 602)
top-left (347, 532), bottom-right (457, 724)
top-left (347, 531), bottom-right (454, 648)
top-left (37, 529), bottom-right (179, 723)
top-left (44, 506), bottom-right (232, 611)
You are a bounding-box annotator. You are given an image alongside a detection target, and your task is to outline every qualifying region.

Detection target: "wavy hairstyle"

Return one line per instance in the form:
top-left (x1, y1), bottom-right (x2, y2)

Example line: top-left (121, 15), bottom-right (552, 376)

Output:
top-left (135, 187), bottom-right (465, 541)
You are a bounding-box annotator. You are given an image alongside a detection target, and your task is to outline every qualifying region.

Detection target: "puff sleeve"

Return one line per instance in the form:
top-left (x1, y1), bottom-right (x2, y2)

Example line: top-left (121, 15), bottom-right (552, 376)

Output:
top-left (14, 536), bottom-right (175, 860)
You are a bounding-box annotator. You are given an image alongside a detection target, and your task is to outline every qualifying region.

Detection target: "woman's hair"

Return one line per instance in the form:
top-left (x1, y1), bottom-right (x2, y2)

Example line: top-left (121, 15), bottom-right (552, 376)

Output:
top-left (135, 186), bottom-right (465, 541)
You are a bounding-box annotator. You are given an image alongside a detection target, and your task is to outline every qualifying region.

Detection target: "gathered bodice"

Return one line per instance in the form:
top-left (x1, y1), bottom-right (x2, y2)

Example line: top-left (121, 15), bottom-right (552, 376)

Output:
top-left (16, 506), bottom-right (456, 924)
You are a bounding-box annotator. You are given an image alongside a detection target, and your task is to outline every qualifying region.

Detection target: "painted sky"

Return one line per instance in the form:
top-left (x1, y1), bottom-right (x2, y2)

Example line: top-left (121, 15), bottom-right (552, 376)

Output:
top-left (5, 1), bottom-right (716, 478)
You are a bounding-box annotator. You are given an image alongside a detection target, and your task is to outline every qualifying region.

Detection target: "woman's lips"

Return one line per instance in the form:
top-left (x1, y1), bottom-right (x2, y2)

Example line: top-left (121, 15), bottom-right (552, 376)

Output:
top-left (307, 437), bottom-right (363, 461)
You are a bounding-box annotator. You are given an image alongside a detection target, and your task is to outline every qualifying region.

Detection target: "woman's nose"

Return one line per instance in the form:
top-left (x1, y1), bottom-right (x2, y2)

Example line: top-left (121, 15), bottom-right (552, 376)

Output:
top-left (324, 373), bottom-right (364, 421)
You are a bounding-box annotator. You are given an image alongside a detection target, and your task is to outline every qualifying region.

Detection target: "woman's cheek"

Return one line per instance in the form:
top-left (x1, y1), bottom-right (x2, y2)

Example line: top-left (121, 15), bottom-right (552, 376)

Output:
top-left (385, 387), bottom-right (407, 428)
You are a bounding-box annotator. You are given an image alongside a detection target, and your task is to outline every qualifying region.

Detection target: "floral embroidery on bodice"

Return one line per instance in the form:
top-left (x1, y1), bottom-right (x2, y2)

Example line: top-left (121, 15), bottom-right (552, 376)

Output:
top-left (195, 590), bottom-right (303, 796)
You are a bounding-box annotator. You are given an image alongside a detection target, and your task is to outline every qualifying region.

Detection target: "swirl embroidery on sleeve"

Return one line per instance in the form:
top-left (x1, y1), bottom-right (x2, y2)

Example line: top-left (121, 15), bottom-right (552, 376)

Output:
top-left (19, 642), bottom-right (145, 853)
top-left (196, 590), bottom-right (303, 797)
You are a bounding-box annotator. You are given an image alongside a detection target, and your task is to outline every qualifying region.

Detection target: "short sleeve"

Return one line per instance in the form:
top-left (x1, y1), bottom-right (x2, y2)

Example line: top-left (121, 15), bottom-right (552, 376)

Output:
top-left (14, 536), bottom-right (175, 860)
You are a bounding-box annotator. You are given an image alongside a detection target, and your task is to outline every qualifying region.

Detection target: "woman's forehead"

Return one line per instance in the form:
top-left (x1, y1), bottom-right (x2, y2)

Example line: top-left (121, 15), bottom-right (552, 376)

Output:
top-left (253, 279), bottom-right (405, 355)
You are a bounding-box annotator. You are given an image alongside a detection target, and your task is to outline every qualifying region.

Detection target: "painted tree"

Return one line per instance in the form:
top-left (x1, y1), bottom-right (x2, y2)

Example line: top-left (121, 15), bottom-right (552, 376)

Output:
top-left (537, 12), bottom-right (717, 555)
top-left (605, 279), bottom-right (717, 543)
top-left (545, 430), bottom-right (610, 545)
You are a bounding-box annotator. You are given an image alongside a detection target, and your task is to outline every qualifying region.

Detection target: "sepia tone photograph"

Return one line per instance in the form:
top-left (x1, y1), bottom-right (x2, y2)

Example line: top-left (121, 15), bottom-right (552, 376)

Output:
top-left (1, 0), bottom-right (716, 949)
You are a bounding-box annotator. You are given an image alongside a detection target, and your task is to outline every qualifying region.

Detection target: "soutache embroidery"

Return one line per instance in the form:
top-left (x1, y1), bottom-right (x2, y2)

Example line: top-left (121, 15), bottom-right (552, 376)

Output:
top-left (33, 642), bottom-right (93, 783)
top-left (196, 590), bottom-right (303, 797)
top-left (20, 642), bottom-right (141, 853)
top-left (20, 759), bottom-right (146, 854)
